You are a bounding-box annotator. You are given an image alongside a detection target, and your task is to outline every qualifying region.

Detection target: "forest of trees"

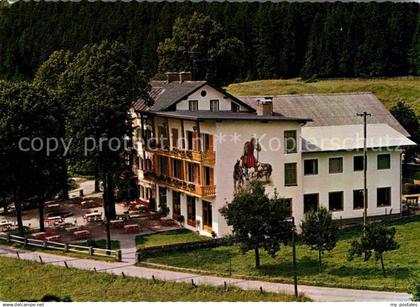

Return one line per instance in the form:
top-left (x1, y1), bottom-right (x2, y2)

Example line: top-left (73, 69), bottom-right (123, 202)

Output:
top-left (0, 1), bottom-right (418, 84)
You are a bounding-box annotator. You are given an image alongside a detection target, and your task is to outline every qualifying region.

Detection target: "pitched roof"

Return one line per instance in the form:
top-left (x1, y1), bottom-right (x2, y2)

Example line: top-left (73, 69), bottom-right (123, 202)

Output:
top-left (134, 80), bottom-right (254, 112)
top-left (301, 124), bottom-right (416, 152)
top-left (149, 81), bottom-right (207, 111)
top-left (239, 92), bottom-right (410, 137)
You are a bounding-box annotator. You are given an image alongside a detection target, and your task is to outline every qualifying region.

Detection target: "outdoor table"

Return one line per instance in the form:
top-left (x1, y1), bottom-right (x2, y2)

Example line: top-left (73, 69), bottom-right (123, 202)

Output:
top-left (73, 230), bottom-right (91, 239)
top-left (46, 216), bottom-right (63, 226)
top-left (0, 221), bottom-right (12, 231)
top-left (31, 232), bottom-right (46, 240)
top-left (128, 210), bottom-right (141, 219)
top-left (124, 224), bottom-right (140, 233)
top-left (46, 203), bottom-right (60, 210)
top-left (83, 212), bottom-right (102, 222)
top-left (65, 226), bottom-right (79, 233)
top-left (46, 235), bottom-right (62, 242)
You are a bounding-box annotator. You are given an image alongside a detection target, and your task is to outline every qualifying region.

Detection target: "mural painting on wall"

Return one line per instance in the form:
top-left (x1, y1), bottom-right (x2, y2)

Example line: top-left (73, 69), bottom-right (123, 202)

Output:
top-left (233, 137), bottom-right (273, 191)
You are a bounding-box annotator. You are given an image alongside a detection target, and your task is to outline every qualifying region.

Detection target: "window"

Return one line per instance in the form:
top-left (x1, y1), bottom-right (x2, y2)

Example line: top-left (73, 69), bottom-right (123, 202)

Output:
top-left (377, 154), bottom-right (391, 170)
top-left (158, 156), bottom-right (169, 175)
top-left (171, 128), bottom-right (179, 149)
top-left (354, 156), bottom-right (364, 172)
top-left (172, 159), bottom-right (183, 180)
top-left (187, 131), bottom-right (194, 150)
top-left (139, 185), bottom-right (145, 199)
top-left (231, 103), bottom-right (239, 112)
top-left (139, 157), bottom-right (144, 171)
top-left (377, 187), bottom-right (391, 207)
top-left (202, 133), bottom-right (213, 151)
top-left (187, 162), bottom-right (200, 183)
top-left (172, 191), bottom-right (181, 217)
top-left (158, 126), bottom-right (169, 149)
top-left (284, 198), bottom-right (293, 217)
top-left (284, 163), bottom-right (297, 186)
top-left (284, 130), bottom-right (297, 154)
top-left (210, 100), bottom-right (219, 112)
top-left (203, 166), bottom-right (213, 186)
top-left (304, 194), bottom-right (319, 213)
top-left (353, 189), bottom-right (367, 210)
top-left (187, 196), bottom-right (196, 225)
top-left (304, 159), bottom-right (318, 175)
top-left (200, 90), bottom-right (207, 97)
top-left (159, 187), bottom-right (167, 208)
top-left (145, 158), bottom-right (152, 171)
top-left (329, 191), bottom-right (344, 211)
top-left (188, 100), bottom-right (198, 111)
top-left (329, 157), bottom-right (343, 173)
top-left (202, 201), bottom-right (212, 230)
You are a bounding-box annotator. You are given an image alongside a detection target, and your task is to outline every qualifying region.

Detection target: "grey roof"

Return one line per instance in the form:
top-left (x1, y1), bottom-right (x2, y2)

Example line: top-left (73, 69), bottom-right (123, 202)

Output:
top-left (239, 92), bottom-right (410, 137)
top-left (149, 81), bottom-right (207, 111)
top-left (144, 110), bottom-right (311, 123)
top-left (301, 124), bottom-right (416, 152)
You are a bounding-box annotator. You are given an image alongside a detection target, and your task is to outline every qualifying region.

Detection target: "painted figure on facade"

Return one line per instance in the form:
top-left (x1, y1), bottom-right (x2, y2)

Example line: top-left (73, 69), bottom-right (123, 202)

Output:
top-left (233, 137), bottom-right (272, 192)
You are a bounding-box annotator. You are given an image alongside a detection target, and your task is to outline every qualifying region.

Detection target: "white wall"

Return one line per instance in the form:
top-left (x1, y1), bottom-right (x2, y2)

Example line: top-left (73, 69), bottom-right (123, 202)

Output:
top-left (213, 120), bottom-right (304, 235)
top-left (302, 150), bottom-right (402, 219)
top-left (176, 84), bottom-right (243, 112)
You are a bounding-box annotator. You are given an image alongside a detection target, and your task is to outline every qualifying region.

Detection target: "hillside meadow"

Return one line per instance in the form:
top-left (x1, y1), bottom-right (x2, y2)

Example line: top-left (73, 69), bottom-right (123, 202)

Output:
top-left (226, 78), bottom-right (420, 115)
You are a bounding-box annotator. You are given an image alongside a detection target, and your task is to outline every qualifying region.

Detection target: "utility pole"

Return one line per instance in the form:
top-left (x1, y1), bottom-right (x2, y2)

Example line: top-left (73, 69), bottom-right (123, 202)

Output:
top-left (357, 112), bottom-right (371, 226)
top-left (290, 217), bottom-right (298, 299)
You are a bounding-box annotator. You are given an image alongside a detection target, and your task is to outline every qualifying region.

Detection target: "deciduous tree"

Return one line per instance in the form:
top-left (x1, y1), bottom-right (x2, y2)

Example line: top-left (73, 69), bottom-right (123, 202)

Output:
top-left (220, 181), bottom-right (293, 269)
top-left (301, 207), bottom-right (338, 271)
top-left (347, 222), bottom-right (399, 277)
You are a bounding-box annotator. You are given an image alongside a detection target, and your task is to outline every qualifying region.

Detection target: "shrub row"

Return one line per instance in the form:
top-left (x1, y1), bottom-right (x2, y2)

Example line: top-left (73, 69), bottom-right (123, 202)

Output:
top-left (136, 237), bottom-right (234, 262)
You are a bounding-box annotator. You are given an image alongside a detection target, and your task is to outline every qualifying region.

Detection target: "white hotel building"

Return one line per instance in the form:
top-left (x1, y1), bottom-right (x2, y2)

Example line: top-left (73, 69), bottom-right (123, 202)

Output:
top-left (131, 72), bottom-right (415, 236)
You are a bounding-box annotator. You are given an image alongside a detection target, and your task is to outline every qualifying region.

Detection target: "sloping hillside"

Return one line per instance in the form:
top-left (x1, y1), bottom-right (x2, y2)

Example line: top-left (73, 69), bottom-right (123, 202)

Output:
top-left (226, 78), bottom-right (420, 115)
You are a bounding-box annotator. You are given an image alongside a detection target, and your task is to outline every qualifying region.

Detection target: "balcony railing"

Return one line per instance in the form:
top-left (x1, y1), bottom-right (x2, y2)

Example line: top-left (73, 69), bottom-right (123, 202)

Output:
top-left (143, 171), bottom-right (216, 198)
top-left (145, 143), bottom-right (215, 165)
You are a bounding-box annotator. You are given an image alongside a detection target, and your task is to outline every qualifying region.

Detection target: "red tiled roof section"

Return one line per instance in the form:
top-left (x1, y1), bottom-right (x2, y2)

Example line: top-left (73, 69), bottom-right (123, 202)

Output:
top-left (133, 85), bottom-right (166, 112)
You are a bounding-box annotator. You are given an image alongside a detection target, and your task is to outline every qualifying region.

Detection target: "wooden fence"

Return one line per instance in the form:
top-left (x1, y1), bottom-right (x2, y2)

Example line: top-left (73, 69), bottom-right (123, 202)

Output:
top-left (0, 233), bottom-right (121, 262)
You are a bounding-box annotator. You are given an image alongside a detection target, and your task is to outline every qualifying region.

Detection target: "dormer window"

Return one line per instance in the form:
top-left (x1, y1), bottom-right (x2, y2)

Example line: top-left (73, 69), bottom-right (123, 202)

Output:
top-left (189, 100), bottom-right (198, 111)
top-left (231, 102), bottom-right (239, 112)
top-left (210, 99), bottom-right (219, 112)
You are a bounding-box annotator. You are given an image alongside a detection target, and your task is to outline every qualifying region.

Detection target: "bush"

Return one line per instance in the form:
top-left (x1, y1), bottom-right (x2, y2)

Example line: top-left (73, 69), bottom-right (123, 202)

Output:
top-left (137, 237), bottom-right (233, 262)
top-left (410, 281), bottom-right (420, 301)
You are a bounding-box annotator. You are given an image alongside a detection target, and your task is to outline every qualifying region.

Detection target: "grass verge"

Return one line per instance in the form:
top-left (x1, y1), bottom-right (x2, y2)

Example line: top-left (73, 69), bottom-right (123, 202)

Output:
top-left (0, 256), bottom-right (307, 301)
top-left (139, 216), bottom-right (420, 292)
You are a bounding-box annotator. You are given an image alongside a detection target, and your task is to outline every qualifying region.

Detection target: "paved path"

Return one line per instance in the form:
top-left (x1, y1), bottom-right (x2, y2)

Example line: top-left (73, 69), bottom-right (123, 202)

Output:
top-left (0, 245), bottom-right (411, 302)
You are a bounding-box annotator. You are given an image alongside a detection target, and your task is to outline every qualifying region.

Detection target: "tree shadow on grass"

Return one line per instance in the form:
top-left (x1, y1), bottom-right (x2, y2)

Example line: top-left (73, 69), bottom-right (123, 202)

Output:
top-left (257, 255), bottom-right (321, 278)
top-left (328, 265), bottom-right (411, 279)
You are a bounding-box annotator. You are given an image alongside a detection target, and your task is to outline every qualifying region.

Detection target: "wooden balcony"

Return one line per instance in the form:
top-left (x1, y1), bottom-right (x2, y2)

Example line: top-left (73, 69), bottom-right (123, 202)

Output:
top-left (143, 171), bottom-right (216, 198)
top-left (145, 145), bottom-right (215, 165)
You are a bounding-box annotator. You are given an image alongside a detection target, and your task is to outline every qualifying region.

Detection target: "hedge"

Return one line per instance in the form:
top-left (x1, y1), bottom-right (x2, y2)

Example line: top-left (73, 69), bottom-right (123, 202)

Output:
top-left (136, 237), bottom-right (234, 262)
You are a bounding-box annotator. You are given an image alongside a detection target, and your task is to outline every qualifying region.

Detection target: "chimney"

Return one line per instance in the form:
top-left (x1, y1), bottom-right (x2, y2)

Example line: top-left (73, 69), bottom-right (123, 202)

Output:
top-left (165, 72), bottom-right (179, 83)
top-left (179, 71), bottom-right (192, 82)
top-left (256, 97), bottom-right (273, 116)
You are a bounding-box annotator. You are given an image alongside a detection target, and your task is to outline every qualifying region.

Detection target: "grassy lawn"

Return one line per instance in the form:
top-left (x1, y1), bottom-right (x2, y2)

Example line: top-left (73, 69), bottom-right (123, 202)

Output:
top-left (226, 78), bottom-right (420, 115)
top-left (136, 229), bottom-right (211, 249)
top-left (141, 217), bottom-right (420, 292)
top-left (0, 257), bottom-right (306, 302)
